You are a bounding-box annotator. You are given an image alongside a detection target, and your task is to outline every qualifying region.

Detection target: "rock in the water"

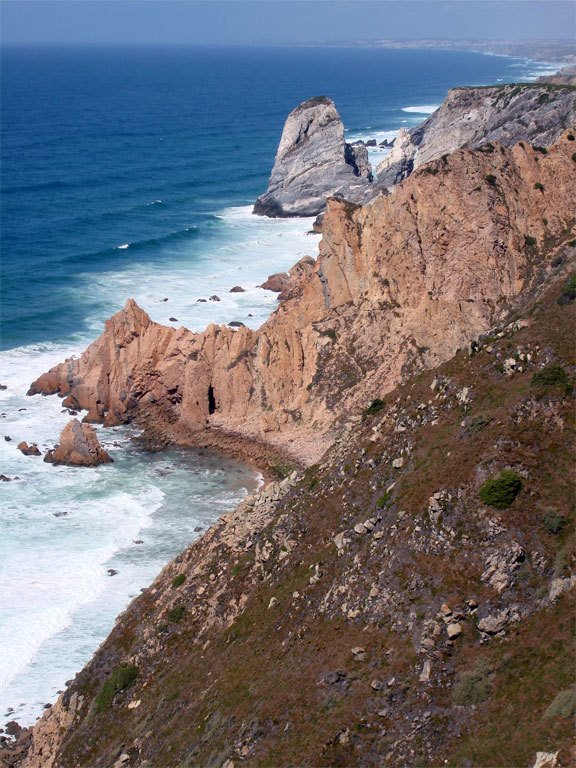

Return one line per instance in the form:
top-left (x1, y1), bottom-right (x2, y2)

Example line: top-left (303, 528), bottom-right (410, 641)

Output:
top-left (43, 419), bottom-right (113, 467)
top-left (312, 212), bottom-right (324, 233)
top-left (17, 441), bottom-right (41, 456)
top-left (253, 96), bottom-right (373, 217)
top-left (229, 286), bottom-right (245, 293)
top-left (259, 272), bottom-right (290, 293)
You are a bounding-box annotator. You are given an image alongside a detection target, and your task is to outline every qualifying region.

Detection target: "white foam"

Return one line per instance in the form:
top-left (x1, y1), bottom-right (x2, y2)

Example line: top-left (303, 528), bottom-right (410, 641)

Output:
top-left (401, 105), bottom-right (440, 114)
top-left (116, 243), bottom-right (130, 249)
top-left (0, 328), bottom-right (256, 724)
top-left (77, 206), bottom-right (321, 335)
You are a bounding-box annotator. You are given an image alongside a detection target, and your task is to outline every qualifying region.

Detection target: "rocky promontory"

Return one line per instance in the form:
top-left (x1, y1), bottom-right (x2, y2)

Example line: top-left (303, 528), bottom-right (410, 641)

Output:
top-left (253, 96), bottom-right (373, 217)
top-left (377, 82), bottom-right (576, 187)
top-left (28, 130), bottom-right (576, 464)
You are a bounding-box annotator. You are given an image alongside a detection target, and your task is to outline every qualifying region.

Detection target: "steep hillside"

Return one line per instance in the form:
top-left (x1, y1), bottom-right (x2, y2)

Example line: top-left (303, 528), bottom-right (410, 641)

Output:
top-left (28, 130), bottom-right (576, 464)
top-left (16, 260), bottom-right (576, 768)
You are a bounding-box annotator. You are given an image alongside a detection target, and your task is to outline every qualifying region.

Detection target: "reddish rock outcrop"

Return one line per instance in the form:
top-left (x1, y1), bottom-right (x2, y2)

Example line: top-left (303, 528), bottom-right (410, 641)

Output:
top-left (28, 132), bottom-right (576, 463)
top-left (17, 441), bottom-right (42, 457)
top-left (259, 272), bottom-right (290, 293)
top-left (43, 419), bottom-right (113, 467)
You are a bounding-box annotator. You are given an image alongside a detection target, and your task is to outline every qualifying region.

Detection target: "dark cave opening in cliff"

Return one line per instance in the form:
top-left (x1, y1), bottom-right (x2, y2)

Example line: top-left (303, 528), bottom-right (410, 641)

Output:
top-left (208, 384), bottom-right (216, 415)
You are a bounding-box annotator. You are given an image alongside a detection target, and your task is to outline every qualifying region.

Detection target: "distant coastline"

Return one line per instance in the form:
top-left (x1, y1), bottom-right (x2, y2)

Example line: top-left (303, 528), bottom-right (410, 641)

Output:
top-left (270, 38), bottom-right (575, 63)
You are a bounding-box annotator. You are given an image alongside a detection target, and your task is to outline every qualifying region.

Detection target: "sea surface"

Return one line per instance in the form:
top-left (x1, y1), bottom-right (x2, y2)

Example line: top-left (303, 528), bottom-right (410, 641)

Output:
top-left (0, 45), bottom-right (558, 727)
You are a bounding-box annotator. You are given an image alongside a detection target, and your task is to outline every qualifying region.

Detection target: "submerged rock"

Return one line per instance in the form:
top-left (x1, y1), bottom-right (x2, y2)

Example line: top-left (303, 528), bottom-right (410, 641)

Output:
top-left (253, 96), bottom-right (373, 217)
top-left (43, 419), bottom-right (113, 467)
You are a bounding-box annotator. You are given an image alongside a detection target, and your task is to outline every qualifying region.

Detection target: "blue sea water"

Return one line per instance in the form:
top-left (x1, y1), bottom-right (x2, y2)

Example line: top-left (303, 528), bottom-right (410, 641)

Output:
top-left (0, 45), bottom-right (558, 726)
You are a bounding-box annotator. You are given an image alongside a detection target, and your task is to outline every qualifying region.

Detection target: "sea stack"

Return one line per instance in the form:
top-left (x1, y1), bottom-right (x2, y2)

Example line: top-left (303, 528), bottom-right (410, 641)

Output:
top-left (253, 96), bottom-right (373, 217)
top-left (43, 418), bottom-right (113, 467)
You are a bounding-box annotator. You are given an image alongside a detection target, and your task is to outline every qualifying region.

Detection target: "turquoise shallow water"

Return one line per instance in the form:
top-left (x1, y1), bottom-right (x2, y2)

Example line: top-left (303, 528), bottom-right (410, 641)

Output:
top-left (0, 45), bottom-right (559, 727)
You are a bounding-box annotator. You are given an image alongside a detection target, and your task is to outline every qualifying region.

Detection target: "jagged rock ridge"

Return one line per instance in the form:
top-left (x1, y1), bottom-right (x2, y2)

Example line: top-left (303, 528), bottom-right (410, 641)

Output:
top-left (28, 131), bottom-right (576, 463)
top-left (253, 96), bottom-right (373, 217)
top-left (377, 83), bottom-right (576, 187)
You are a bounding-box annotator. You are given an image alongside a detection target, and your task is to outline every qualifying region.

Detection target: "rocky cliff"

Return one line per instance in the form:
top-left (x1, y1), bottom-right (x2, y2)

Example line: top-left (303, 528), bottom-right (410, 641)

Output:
top-left (29, 130), bottom-right (576, 464)
top-left (15, 261), bottom-right (576, 768)
top-left (377, 83), bottom-right (576, 187)
top-left (253, 96), bottom-right (373, 217)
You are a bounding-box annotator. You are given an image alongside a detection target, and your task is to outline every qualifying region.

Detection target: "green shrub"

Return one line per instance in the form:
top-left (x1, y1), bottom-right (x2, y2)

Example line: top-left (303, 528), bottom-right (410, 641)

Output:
top-left (363, 398), bottom-right (385, 416)
top-left (479, 142), bottom-right (495, 153)
top-left (531, 364), bottom-right (570, 387)
top-left (377, 491), bottom-right (391, 509)
top-left (537, 93), bottom-right (550, 105)
top-left (558, 273), bottom-right (576, 305)
top-left (524, 235), bottom-right (537, 247)
top-left (533, 145), bottom-right (548, 154)
top-left (485, 174), bottom-right (497, 186)
top-left (171, 573), bottom-right (186, 589)
top-left (572, 152), bottom-right (576, 163)
top-left (479, 470), bottom-right (522, 509)
top-left (543, 686), bottom-right (576, 719)
top-left (95, 664), bottom-right (138, 713)
top-left (272, 463), bottom-right (296, 480)
top-left (542, 509), bottom-right (566, 535)
top-left (453, 661), bottom-right (492, 706)
top-left (167, 605), bottom-right (185, 623)
top-left (567, 133), bottom-right (575, 141)
top-left (534, 182), bottom-right (544, 192)
top-left (466, 413), bottom-right (492, 433)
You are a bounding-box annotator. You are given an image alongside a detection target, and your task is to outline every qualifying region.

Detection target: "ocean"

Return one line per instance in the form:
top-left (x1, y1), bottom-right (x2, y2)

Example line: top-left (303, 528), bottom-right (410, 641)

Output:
top-left (0, 44), bottom-right (558, 727)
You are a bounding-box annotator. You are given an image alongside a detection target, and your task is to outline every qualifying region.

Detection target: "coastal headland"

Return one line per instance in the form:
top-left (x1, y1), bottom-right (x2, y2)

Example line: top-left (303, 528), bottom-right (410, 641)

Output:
top-left (4, 72), bottom-right (576, 768)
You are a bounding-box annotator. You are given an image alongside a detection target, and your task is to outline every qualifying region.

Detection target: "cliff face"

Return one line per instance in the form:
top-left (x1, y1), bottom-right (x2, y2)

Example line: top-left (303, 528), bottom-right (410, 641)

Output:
top-left (377, 83), bottom-right (576, 187)
top-left (29, 131), bottom-right (576, 463)
top-left (253, 96), bottom-right (373, 217)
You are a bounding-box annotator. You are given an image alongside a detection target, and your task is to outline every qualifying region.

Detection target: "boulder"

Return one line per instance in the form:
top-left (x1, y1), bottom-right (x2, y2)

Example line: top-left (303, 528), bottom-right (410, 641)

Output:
top-left (43, 419), bottom-right (113, 467)
top-left (259, 272), bottom-right (290, 293)
top-left (17, 441), bottom-right (41, 456)
top-left (230, 286), bottom-right (245, 293)
top-left (253, 96), bottom-right (373, 217)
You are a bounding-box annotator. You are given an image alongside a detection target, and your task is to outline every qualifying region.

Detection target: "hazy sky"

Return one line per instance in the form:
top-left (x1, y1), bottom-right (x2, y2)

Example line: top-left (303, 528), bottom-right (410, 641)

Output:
top-left (1, 0), bottom-right (574, 45)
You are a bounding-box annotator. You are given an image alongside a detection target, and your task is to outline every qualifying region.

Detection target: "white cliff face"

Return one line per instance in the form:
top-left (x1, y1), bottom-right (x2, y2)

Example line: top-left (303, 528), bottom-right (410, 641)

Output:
top-left (253, 96), bottom-right (373, 217)
top-left (377, 83), bottom-right (576, 188)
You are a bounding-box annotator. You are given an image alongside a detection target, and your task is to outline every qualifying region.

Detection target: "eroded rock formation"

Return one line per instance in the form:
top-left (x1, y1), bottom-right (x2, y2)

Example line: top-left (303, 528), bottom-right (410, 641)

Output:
top-left (28, 131), bottom-right (576, 463)
top-left (253, 96), bottom-right (373, 217)
top-left (377, 83), bottom-right (576, 187)
top-left (43, 419), bottom-right (113, 467)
